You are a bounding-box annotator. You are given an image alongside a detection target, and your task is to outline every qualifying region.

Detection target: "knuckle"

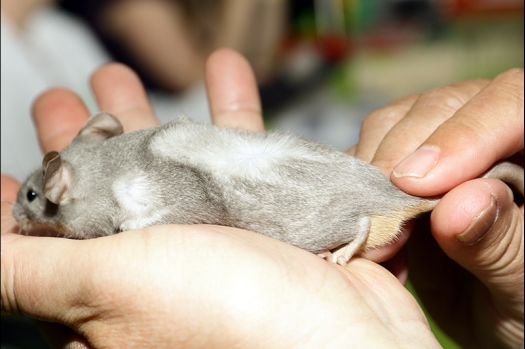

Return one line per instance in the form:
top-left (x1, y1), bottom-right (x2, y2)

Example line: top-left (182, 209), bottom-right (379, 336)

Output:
top-left (361, 104), bottom-right (406, 130)
top-left (497, 68), bottom-right (525, 88)
top-left (418, 86), bottom-right (470, 113)
top-left (449, 79), bottom-right (491, 95)
top-left (495, 69), bottom-right (524, 112)
top-left (370, 158), bottom-right (399, 176)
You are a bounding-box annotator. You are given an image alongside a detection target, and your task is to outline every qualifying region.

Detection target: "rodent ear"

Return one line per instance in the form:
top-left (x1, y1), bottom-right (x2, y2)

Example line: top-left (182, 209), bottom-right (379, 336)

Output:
top-left (76, 112), bottom-right (124, 141)
top-left (42, 151), bottom-right (72, 204)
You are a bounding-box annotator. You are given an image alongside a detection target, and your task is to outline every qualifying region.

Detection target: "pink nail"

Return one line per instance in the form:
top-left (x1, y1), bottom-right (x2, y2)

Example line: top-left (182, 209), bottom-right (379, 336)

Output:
top-left (393, 146), bottom-right (440, 179)
top-left (455, 195), bottom-right (497, 245)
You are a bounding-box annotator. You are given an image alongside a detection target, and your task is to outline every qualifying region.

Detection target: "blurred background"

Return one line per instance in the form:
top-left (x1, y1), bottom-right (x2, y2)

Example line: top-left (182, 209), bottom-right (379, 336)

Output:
top-left (1, 0), bottom-right (523, 348)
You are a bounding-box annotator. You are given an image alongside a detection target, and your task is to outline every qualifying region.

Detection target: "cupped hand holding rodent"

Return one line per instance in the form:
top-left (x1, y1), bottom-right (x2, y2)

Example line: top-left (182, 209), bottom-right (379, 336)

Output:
top-left (1, 50), bottom-right (441, 348)
top-left (352, 68), bottom-right (524, 348)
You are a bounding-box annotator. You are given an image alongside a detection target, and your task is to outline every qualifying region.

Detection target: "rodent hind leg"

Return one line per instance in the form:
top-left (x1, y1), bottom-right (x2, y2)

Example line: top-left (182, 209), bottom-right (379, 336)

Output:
top-left (319, 216), bottom-right (371, 266)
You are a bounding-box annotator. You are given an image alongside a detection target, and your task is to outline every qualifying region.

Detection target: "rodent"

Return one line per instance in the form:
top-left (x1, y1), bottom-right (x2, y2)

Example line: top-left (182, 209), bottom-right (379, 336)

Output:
top-left (12, 112), bottom-right (524, 265)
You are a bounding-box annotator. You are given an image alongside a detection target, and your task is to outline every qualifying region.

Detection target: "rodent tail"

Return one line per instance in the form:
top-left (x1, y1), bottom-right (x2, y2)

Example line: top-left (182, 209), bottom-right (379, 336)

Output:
top-left (482, 161), bottom-right (524, 197)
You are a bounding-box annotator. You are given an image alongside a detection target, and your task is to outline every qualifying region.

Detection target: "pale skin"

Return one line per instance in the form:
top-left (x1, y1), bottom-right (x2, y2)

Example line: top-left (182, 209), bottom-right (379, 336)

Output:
top-left (354, 68), bottom-right (524, 348)
top-left (84, 0), bottom-right (286, 92)
top-left (1, 49), bottom-right (523, 348)
top-left (0, 0), bottom-right (54, 27)
top-left (98, 0), bottom-right (205, 92)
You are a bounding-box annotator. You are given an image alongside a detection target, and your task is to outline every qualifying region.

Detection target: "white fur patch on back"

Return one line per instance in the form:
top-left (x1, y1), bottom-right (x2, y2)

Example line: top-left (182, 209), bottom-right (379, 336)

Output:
top-left (113, 173), bottom-right (168, 231)
top-left (150, 125), bottom-right (320, 180)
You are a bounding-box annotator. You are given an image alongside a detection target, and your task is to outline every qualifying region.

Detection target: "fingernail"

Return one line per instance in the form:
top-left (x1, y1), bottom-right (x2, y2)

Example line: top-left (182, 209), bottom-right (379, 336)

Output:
top-left (393, 146), bottom-right (440, 178)
top-left (456, 195), bottom-right (498, 245)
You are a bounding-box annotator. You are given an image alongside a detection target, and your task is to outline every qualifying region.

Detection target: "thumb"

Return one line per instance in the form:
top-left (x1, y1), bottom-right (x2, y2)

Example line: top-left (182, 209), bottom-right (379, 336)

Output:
top-left (1, 235), bottom-right (91, 323)
top-left (431, 178), bottom-right (524, 342)
top-left (390, 68), bottom-right (524, 196)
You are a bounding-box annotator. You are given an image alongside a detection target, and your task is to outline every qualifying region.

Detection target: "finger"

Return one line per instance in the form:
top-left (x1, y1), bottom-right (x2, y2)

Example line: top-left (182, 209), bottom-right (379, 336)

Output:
top-left (205, 48), bottom-right (264, 132)
top-left (379, 244), bottom-right (409, 285)
top-left (1, 174), bottom-right (20, 234)
top-left (1, 235), bottom-right (93, 322)
top-left (431, 178), bottom-right (524, 345)
top-left (90, 63), bottom-right (159, 132)
top-left (361, 220), bottom-right (414, 263)
top-left (371, 79), bottom-right (489, 174)
top-left (345, 144), bottom-right (357, 156)
top-left (31, 88), bottom-right (91, 153)
top-left (391, 69), bottom-right (524, 196)
top-left (1, 174), bottom-right (20, 203)
top-left (354, 94), bottom-right (419, 165)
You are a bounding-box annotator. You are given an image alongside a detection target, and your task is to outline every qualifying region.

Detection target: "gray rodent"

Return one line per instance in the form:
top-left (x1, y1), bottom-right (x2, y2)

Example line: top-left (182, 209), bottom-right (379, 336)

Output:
top-left (12, 112), bottom-right (524, 264)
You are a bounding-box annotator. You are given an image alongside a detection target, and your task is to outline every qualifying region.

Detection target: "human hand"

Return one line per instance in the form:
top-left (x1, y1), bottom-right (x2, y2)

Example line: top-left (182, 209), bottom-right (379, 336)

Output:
top-left (351, 68), bottom-right (524, 348)
top-left (1, 49), bottom-right (441, 348)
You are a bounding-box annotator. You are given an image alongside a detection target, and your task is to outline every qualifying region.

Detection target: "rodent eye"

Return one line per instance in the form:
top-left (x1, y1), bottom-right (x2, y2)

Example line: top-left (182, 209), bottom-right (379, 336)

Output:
top-left (26, 189), bottom-right (38, 202)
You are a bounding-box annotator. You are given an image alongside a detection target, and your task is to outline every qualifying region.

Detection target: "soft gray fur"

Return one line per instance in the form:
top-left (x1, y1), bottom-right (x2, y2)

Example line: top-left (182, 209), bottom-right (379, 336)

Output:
top-left (13, 112), bottom-right (524, 262)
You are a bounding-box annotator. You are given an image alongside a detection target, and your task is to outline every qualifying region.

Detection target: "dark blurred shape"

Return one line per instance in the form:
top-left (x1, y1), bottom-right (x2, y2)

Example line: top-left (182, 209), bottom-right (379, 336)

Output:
top-left (2, 316), bottom-right (49, 349)
top-left (388, 0), bottom-right (444, 38)
top-left (58, 0), bottom-right (288, 95)
top-left (59, 0), bottom-right (201, 92)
